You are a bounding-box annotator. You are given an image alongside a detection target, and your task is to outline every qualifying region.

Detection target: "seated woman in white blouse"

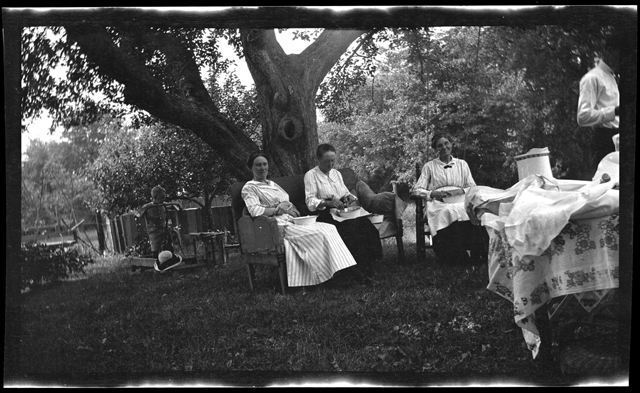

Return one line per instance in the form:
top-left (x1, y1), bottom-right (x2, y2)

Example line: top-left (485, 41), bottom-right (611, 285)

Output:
top-left (241, 151), bottom-right (359, 288)
top-left (412, 133), bottom-right (488, 265)
top-left (304, 143), bottom-right (383, 275)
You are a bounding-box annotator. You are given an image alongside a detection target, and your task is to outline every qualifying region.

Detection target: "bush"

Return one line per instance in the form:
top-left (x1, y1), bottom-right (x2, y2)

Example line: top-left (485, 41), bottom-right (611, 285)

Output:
top-left (20, 242), bottom-right (95, 291)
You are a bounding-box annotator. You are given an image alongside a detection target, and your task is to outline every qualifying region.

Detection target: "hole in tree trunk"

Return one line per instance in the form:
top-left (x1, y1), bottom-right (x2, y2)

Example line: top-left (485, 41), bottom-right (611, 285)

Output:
top-left (278, 117), bottom-right (302, 142)
top-left (283, 120), bottom-right (296, 139)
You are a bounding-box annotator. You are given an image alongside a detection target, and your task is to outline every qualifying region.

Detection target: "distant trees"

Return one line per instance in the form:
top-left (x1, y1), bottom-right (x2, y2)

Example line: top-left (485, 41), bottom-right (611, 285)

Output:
top-left (318, 25), bottom-right (611, 191)
top-left (21, 139), bottom-right (101, 231)
top-left (22, 45), bottom-right (261, 229)
top-left (91, 120), bottom-right (234, 230)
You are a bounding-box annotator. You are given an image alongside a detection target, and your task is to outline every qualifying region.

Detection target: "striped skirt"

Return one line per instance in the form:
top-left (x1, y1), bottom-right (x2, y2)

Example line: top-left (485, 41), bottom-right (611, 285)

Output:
top-left (283, 222), bottom-right (357, 287)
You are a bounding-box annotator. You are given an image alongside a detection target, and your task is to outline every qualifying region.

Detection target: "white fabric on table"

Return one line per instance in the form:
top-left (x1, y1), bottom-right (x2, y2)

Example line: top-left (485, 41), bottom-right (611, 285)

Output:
top-left (467, 175), bottom-right (619, 259)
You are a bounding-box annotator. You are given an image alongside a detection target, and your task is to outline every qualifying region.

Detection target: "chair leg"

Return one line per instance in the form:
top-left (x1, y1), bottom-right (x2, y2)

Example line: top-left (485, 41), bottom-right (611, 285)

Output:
top-left (415, 198), bottom-right (426, 264)
top-left (396, 234), bottom-right (405, 264)
top-left (416, 224), bottom-right (426, 264)
top-left (246, 263), bottom-right (256, 291)
top-left (395, 218), bottom-right (406, 264)
top-left (278, 262), bottom-right (287, 295)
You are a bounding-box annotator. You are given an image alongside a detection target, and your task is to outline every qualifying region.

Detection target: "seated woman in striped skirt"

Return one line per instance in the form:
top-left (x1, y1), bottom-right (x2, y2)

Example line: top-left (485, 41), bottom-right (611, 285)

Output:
top-left (241, 151), bottom-right (366, 289)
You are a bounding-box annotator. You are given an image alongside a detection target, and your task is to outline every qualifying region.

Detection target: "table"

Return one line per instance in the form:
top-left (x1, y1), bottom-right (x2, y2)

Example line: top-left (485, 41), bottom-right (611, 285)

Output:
top-left (189, 231), bottom-right (227, 265)
top-left (486, 213), bottom-right (619, 358)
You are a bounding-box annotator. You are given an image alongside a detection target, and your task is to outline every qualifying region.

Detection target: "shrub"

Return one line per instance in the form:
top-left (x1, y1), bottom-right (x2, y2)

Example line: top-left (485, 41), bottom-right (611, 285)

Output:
top-left (20, 242), bottom-right (95, 291)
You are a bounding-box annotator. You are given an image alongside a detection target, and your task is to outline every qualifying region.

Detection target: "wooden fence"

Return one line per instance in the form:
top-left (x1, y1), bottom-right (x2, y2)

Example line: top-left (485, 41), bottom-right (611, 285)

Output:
top-left (107, 205), bottom-right (236, 255)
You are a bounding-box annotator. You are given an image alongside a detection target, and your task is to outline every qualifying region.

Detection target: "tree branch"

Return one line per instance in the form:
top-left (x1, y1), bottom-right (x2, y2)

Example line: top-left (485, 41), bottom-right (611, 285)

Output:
top-left (298, 29), bottom-right (369, 89)
top-left (64, 24), bottom-right (258, 180)
top-left (139, 29), bottom-right (218, 112)
top-left (239, 29), bottom-right (290, 106)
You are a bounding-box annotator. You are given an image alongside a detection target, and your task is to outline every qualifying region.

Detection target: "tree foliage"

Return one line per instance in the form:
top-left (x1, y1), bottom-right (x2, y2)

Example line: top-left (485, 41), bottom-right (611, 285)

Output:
top-left (91, 120), bottom-right (235, 226)
top-left (21, 24), bottom-right (366, 179)
top-left (319, 25), bottom-right (614, 192)
top-left (21, 138), bottom-right (101, 230)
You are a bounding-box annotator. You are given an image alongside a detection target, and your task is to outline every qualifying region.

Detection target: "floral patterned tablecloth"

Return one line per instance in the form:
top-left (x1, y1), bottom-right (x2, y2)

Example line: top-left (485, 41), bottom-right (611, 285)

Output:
top-left (486, 213), bottom-right (619, 358)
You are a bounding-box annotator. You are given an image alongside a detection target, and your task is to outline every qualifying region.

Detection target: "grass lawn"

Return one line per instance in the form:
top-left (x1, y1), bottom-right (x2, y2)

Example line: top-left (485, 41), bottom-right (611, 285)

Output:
top-left (9, 207), bottom-right (624, 387)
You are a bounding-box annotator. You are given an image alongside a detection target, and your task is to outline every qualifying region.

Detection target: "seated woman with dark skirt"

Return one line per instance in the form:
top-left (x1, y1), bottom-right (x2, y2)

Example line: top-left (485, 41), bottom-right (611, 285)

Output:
top-left (412, 133), bottom-right (489, 265)
top-left (304, 143), bottom-right (383, 275)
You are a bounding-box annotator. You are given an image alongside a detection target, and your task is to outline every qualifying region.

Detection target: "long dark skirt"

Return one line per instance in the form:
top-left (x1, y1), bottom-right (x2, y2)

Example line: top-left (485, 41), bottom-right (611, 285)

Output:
top-left (432, 221), bottom-right (489, 266)
top-left (316, 209), bottom-right (383, 270)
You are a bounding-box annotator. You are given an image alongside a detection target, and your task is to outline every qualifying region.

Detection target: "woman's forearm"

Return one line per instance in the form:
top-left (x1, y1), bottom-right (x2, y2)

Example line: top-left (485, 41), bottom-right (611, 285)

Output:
top-left (262, 207), bottom-right (277, 217)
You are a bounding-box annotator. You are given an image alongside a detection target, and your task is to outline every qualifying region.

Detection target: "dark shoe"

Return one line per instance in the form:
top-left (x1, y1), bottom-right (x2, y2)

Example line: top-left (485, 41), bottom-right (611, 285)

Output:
top-left (154, 251), bottom-right (183, 273)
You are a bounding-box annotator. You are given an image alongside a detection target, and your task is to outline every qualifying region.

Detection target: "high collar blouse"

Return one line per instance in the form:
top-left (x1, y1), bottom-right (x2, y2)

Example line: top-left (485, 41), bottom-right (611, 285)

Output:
top-left (241, 179), bottom-right (293, 225)
top-left (412, 157), bottom-right (476, 200)
top-left (304, 166), bottom-right (356, 212)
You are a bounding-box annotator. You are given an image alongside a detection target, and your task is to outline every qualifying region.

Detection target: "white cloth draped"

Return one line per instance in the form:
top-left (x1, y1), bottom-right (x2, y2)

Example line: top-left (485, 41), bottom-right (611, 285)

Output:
top-left (471, 175), bottom-right (619, 259)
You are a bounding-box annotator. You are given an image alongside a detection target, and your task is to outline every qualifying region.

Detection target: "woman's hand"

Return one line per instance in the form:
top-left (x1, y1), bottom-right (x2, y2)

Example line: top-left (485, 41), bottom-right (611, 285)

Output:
top-left (431, 190), bottom-right (451, 202)
top-left (274, 201), bottom-right (292, 216)
top-left (324, 197), bottom-right (344, 209)
top-left (342, 194), bottom-right (358, 207)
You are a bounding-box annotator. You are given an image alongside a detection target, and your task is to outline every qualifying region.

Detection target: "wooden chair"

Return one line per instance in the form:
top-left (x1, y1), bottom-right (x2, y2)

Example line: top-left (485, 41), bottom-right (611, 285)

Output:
top-left (237, 215), bottom-right (288, 295)
top-left (410, 162), bottom-right (434, 264)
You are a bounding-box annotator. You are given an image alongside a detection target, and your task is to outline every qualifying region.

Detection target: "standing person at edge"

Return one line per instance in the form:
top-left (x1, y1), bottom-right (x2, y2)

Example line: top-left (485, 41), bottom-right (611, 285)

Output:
top-left (576, 31), bottom-right (621, 176)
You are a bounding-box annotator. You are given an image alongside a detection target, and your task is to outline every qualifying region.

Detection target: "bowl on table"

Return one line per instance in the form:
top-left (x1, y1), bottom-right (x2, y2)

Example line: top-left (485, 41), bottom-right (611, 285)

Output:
top-left (292, 216), bottom-right (317, 226)
top-left (337, 206), bottom-right (362, 219)
top-left (368, 214), bottom-right (384, 224)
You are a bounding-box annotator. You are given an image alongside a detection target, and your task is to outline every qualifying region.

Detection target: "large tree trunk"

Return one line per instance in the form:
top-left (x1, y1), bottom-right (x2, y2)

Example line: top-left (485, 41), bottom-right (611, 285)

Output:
top-left (240, 29), bottom-right (365, 176)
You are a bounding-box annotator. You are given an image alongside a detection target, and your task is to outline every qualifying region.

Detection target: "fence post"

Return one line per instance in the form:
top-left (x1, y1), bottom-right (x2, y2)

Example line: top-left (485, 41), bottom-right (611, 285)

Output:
top-left (120, 213), bottom-right (138, 250)
top-left (96, 210), bottom-right (106, 254)
top-left (184, 208), bottom-right (204, 233)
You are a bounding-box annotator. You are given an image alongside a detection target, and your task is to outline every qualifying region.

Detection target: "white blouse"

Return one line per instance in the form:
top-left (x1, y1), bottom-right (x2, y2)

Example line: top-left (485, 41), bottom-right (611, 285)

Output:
top-left (576, 60), bottom-right (619, 129)
top-left (412, 157), bottom-right (477, 236)
top-left (304, 166), bottom-right (356, 212)
top-left (241, 180), bottom-right (294, 225)
top-left (412, 157), bottom-right (476, 199)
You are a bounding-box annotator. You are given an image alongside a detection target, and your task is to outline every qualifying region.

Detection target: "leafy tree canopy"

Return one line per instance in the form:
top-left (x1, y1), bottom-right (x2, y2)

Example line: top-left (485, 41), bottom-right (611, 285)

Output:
top-left (319, 25), bottom-right (615, 191)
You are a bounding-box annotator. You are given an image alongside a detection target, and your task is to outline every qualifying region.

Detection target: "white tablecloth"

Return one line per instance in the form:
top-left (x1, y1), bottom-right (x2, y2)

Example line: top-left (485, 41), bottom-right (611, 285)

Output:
top-left (486, 213), bottom-right (619, 358)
